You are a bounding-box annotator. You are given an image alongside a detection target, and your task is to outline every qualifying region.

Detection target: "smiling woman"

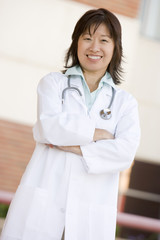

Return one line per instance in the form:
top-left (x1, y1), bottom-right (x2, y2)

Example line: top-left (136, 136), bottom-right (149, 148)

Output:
top-left (0, 8), bottom-right (140, 240)
top-left (64, 8), bottom-right (123, 85)
top-left (77, 24), bottom-right (115, 91)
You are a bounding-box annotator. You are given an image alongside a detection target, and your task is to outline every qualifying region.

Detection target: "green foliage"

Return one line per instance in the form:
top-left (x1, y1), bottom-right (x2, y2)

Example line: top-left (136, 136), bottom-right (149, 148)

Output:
top-left (0, 203), bottom-right (9, 218)
top-left (147, 233), bottom-right (158, 240)
top-left (116, 225), bottom-right (121, 236)
top-left (116, 225), bottom-right (158, 240)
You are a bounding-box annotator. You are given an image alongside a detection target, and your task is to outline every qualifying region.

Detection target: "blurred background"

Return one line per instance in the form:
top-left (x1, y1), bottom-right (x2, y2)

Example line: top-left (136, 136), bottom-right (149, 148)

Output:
top-left (0, 0), bottom-right (160, 239)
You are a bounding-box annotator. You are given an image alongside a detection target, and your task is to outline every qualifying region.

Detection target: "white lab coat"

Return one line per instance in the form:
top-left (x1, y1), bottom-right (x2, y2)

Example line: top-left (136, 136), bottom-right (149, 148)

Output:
top-left (0, 72), bottom-right (140, 240)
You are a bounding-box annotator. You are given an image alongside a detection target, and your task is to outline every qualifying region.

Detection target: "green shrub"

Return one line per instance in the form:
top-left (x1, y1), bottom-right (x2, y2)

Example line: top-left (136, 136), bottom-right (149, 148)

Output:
top-left (0, 204), bottom-right (9, 218)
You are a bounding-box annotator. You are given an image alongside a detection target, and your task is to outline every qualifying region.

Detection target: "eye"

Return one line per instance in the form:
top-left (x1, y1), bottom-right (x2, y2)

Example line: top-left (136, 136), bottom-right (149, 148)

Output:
top-left (84, 37), bottom-right (92, 41)
top-left (101, 39), bottom-right (108, 43)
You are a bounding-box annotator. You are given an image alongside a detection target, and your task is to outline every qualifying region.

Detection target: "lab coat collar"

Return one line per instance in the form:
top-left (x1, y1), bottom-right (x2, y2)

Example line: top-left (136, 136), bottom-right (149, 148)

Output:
top-left (65, 65), bottom-right (118, 91)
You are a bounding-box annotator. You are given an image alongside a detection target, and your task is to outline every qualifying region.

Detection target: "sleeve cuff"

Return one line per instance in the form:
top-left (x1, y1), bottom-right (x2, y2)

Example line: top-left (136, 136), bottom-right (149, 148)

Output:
top-left (80, 143), bottom-right (96, 173)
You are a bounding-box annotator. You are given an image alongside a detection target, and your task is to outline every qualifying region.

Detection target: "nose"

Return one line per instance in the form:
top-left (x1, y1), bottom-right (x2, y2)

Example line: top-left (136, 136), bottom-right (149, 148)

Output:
top-left (89, 40), bottom-right (100, 52)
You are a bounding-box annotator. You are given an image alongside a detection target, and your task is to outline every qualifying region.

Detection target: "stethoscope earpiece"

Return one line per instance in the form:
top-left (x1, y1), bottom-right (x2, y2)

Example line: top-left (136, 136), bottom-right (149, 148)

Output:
top-left (100, 108), bottom-right (112, 120)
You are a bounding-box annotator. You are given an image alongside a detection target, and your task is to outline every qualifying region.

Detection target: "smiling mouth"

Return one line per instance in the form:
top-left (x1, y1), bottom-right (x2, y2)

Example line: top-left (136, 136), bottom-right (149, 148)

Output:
top-left (86, 55), bottom-right (102, 60)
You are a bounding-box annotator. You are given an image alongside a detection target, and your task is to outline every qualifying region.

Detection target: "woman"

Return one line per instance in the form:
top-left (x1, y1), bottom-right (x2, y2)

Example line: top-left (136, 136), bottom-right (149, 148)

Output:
top-left (0, 8), bottom-right (140, 240)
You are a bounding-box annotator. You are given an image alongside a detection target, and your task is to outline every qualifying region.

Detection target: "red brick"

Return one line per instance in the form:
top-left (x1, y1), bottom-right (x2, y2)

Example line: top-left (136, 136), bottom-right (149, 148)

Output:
top-left (72, 0), bottom-right (141, 18)
top-left (0, 119), bottom-right (35, 192)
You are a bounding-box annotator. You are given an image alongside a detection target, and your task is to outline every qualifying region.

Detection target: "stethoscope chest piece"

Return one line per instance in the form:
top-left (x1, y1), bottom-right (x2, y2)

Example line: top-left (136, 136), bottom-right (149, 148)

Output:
top-left (63, 76), bottom-right (115, 120)
top-left (100, 108), bottom-right (112, 120)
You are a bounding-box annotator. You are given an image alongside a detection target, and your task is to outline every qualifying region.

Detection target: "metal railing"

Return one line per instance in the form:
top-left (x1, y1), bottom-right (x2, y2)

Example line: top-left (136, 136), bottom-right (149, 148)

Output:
top-left (0, 190), bottom-right (14, 205)
top-left (0, 190), bottom-right (160, 233)
top-left (120, 188), bottom-right (160, 203)
top-left (117, 212), bottom-right (160, 233)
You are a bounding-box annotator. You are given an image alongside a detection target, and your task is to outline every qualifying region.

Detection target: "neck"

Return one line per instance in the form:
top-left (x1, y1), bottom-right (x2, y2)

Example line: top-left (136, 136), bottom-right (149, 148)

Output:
top-left (83, 70), bottom-right (106, 92)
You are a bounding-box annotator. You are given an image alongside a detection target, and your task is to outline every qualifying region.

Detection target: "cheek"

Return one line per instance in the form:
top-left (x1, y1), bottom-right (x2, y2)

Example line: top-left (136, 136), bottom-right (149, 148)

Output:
top-left (77, 43), bottom-right (87, 63)
top-left (105, 46), bottom-right (114, 59)
top-left (77, 48), bottom-right (81, 63)
top-left (77, 38), bottom-right (88, 54)
top-left (109, 49), bottom-right (114, 59)
top-left (77, 41), bottom-right (83, 60)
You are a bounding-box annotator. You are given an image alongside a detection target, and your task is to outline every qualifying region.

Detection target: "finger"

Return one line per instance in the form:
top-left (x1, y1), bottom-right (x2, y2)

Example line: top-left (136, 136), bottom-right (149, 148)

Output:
top-left (46, 144), bottom-right (54, 148)
top-left (57, 146), bottom-right (67, 151)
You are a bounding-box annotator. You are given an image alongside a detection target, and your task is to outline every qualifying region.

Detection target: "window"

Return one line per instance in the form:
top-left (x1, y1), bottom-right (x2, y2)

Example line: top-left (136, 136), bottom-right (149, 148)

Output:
top-left (140, 0), bottom-right (160, 41)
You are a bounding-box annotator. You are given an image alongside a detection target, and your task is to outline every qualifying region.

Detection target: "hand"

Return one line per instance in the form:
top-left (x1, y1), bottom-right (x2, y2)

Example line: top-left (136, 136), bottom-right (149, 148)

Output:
top-left (93, 128), bottom-right (114, 141)
top-left (46, 144), bottom-right (82, 156)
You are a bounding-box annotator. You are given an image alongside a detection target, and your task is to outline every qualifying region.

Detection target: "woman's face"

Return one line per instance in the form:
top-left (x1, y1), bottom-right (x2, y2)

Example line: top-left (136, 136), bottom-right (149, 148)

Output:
top-left (77, 23), bottom-right (115, 76)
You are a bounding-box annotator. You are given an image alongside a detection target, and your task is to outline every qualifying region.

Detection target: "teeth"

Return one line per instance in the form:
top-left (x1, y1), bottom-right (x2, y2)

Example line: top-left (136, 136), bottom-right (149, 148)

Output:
top-left (87, 55), bottom-right (101, 60)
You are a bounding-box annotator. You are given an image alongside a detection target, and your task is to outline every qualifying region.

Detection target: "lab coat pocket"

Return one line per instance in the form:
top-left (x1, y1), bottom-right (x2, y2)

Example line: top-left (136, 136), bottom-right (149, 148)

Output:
top-left (25, 187), bottom-right (48, 230)
top-left (1, 185), bottom-right (48, 239)
top-left (89, 204), bottom-right (117, 240)
top-left (25, 191), bottom-right (66, 239)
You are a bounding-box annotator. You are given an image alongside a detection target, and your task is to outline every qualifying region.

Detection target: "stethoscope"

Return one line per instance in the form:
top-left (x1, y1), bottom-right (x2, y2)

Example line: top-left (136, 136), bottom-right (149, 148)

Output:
top-left (62, 76), bottom-right (115, 120)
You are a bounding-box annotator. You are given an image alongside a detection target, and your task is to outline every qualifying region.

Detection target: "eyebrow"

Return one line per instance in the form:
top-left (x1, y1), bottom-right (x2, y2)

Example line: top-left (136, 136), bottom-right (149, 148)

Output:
top-left (101, 34), bottom-right (111, 38)
top-left (82, 33), bottom-right (111, 38)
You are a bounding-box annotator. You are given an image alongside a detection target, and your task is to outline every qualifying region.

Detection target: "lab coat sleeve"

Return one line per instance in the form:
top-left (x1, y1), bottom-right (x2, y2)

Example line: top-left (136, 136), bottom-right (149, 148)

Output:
top-left (33, 73), bottom-right (96, 146)
top-left (80, 95), bottom-right (141, 174)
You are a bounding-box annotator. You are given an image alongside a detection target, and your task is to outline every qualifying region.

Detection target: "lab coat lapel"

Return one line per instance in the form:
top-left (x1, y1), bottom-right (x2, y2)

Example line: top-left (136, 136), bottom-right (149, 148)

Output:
top-left (69, 76), bottom-right (87, 111)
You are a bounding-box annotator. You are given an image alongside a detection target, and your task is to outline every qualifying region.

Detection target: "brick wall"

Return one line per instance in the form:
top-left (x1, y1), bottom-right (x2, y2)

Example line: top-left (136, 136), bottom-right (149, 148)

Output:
top-left (72, 0), bottom-right (141, 18)
top-left (0, 119), bottom-right (35, 193)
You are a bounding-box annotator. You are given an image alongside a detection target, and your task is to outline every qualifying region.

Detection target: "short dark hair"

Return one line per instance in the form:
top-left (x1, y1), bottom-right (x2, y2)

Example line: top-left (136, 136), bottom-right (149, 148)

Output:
top-left (64, 8), bottom-right (123, 85)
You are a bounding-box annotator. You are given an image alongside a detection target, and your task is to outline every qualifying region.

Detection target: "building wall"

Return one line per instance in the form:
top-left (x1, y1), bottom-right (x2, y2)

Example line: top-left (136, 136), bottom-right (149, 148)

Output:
top-left (0, 0), bottom-right (160, 166)
top-left (0, 120), bottom-right (35, 192)
top-left (73, 0), bottom-right (141, 18)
